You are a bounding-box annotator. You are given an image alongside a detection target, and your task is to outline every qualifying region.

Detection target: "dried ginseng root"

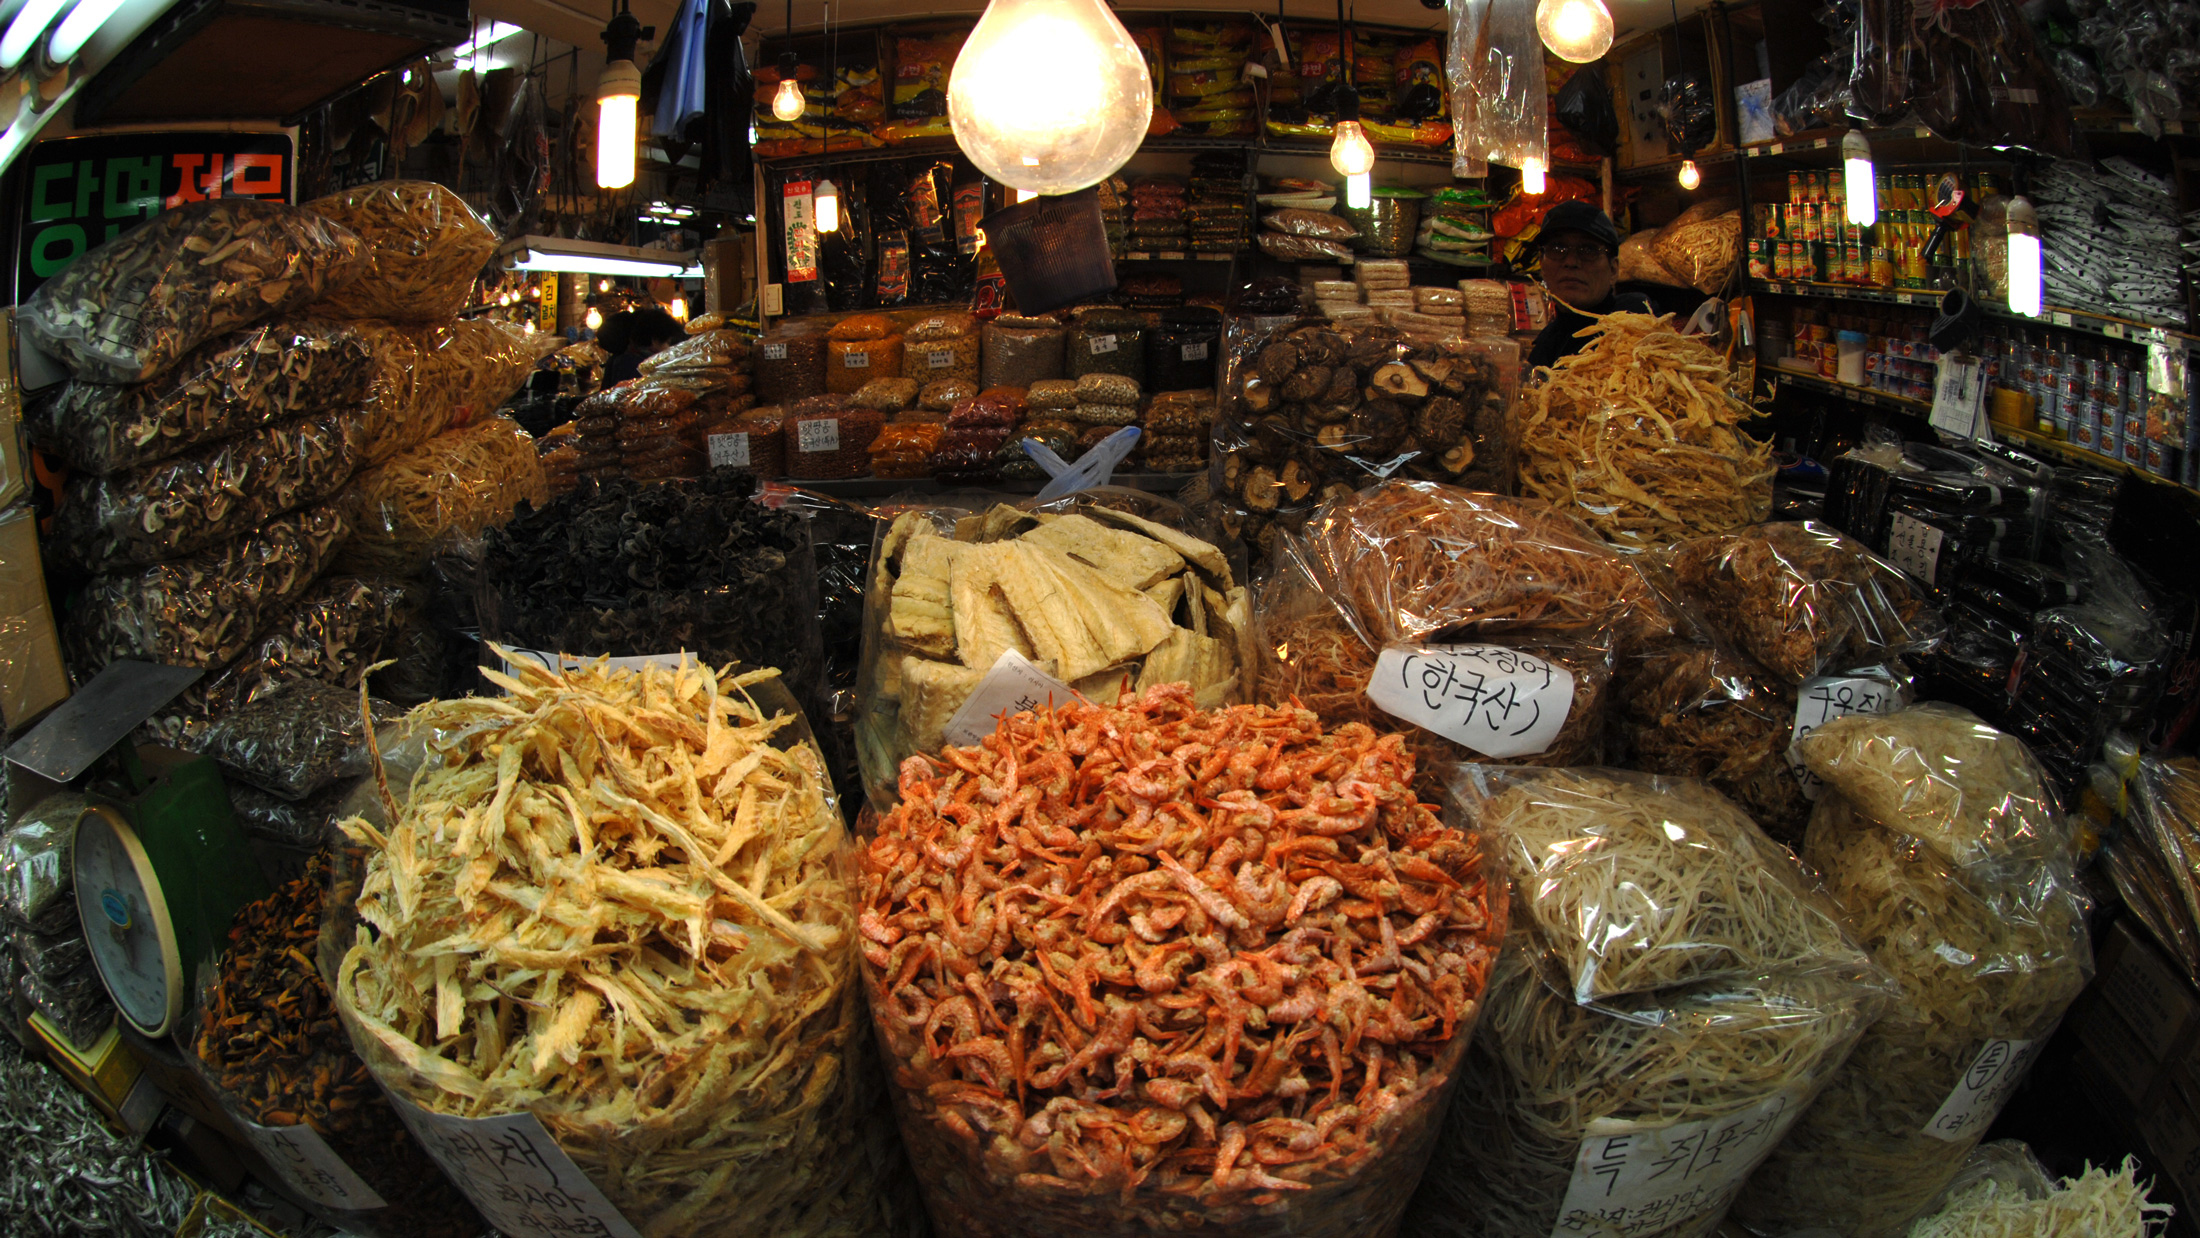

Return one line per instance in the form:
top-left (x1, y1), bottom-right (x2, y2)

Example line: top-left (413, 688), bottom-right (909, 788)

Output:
top-left (861, 684), bottom-right (1505, 1238)
top-left (332, 653), bottom-right (905, 1238)
top-left (191, 853), bottom-right (485, 1238)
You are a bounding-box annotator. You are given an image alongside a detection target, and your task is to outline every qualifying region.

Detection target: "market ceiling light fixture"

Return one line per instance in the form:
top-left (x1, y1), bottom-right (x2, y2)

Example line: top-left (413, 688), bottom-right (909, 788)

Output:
top-left (814, 178), bottom-right (840, 231)
top-left (1329, 0), bottom-right (1373, 209)
top-left (585, 306), bottom-right (604, 330)
top-left (504, 236), bottom-right (698, 278)
top-left (948, 0), bottom-right (1151, 195)
top-left (1521, 156), bottom-right (1546, 195)
top-left (670, 294), bottom-right (687, 318)
top-left (770, 0), bottom-right (804, 120)
top-left (1677, 158), bottom-right (1701, 190)
top-left (1534, 0), bottom-right (1612, 63)
top-left (1, 0), bottom-right (72, 71)
top-left (1842, 128), bottom-right (1878, 227)
top-left (596, 0), bottom-right (651, 189)
top-left (2005, 195), bottom-right (2042, 318)
top-left (47, 0), bottom-right (133, 64)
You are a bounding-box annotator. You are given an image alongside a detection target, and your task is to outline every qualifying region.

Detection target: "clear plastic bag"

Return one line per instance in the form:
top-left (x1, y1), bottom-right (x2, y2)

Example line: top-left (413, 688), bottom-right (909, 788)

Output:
top-left (1460, 766), bottom-right (1872, 1003)
top-left (981, 314), bottom-right (1067, 389)
top-left (1445, 0), bottom-right (1545, 180)
top-left (428, 318), bottom-right (535, 426)
top-left (305, 180), bottom-right (499, 323)
top-left (185, 575), bottom-right (416, 724)
top-left (639, 327), bottom-right (752, 378)
top-left (2105, 756), bottom-right (2200, 988)
top-left (29, 319), bottom-right (374, 475)
top-left (228, 779), bottom-right (357, 852)
top-left (1792, 702), bottom-right (2063, 867)
top-left (338, 416), bottom-right (546, 578)
top-left (1664, 522), bottom-right (1944, 685)
top-left (50, 407), bottom-right (366, 571)
top-left (20, 199), bottom-right (368, 384)
top-left (17, 957), bottom-right (114, 1047)
top-left (755, 322), bottom-right (829, 404)
top-left (65, 502), bottom-right (349, 677)
top-left (1614, 639), bottom-right (1823, 847)
top-left (198, 679), bottom-right (403, 801)
top-left (0, 793), bottom-right (87, 933)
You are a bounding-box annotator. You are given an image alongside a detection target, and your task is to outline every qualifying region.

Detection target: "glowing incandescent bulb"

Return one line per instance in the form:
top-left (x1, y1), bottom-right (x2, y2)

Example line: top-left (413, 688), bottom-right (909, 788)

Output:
top-left (1535, 0), bottom-right (1613, 62)
top-left (948, 0), bottom-right (1152, 194)
top-left (1841, 129), bottom-right (1878, 226)
top-left (596, 60), bottom-right (641, 189)
top-left (585, 306), bottom-right (603, 330)
top-left (1678, 159), bottom-right (1702, 191)
top-left (814, 179), bottom-right (840, 232)
top-left (670, 296), bottom-right (687, 319)
top-left (2005, 196), bottom-right (2042, 318)
top-left (771, 77), bottom-right (805, 122)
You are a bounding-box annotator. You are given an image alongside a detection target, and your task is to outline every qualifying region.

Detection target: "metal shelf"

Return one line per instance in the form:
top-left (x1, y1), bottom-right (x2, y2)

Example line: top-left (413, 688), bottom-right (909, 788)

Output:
top-left (1767, 367), bottom-right (1932, 415)
top-left (779, 471), bottom-right (1202, 500)
top-left (1749, 279), bottom-right (2199, 349)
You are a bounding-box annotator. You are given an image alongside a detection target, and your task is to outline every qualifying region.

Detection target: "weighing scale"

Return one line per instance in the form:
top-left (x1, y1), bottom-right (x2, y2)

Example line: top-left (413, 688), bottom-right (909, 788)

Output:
top-left (8, 662), bottom-right (269, 1039)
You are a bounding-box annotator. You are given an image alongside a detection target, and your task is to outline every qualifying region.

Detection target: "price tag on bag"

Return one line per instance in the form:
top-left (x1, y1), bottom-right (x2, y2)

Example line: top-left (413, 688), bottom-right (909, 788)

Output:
top-left (761, 342), bottom-right (788, 361)
top-left (241, 1121), bottom-right (386, 1211)
top-left (1922, 1038), bottom-right (2041, 1142)
top-left (925, 349), bottom-right (955, 370)
top-left (1555, 1091), bottom-right (1804, 1237)
top-left (707, 432), bottom-right (750, 468)
top-left (796, 418), bottom-right (839, 453)
top-left (941, 650), bottom-right (1073, 747)
top-left (1180, 342), bottom-right (1209, 361)
top-left (1089, 334), bottom-right (1119, 355)
top-left (385, 1096), bottom-right (642, 1238)
top-left (1884, 512), bottom-right (1945, 584)
top-left (1364, 645), bottom-right (1572, 760)
top-left (1787, 675), bottom-right (1900, 800)
top-left (843, 351), bottom-right (870, 369)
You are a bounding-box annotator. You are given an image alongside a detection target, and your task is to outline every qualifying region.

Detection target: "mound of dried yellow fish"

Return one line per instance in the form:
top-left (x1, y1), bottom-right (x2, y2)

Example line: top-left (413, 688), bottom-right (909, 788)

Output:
top-left (857, 499), bottom-right (1251, 807)
top-left (1522, 313), bottom-right (1773, 550)
top-left (332, 653), bottom-right (899, 1238)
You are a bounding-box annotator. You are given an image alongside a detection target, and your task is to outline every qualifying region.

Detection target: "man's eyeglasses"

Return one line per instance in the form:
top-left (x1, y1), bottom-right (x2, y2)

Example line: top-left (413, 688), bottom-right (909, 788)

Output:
top-left (1541, 242), bottom-right (1612, 265)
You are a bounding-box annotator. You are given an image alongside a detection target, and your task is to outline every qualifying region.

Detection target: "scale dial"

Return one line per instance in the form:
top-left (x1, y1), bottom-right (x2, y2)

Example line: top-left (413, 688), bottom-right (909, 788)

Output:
top-left (72, 805), bottom-right (183, 1037)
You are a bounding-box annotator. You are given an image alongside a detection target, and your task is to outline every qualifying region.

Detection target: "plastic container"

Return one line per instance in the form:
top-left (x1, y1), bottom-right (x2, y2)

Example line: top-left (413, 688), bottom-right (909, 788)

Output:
top-left (979, 189), bottom-right (1118, 315)
top-left (1838, 330), bottom-right (1869, 385)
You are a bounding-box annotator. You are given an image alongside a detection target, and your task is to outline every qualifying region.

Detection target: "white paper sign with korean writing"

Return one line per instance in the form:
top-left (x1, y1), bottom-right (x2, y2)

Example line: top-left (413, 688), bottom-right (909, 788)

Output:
top-left (707, 432), bottom-right (750, 468)
top-left (941, 650), bottom-right (1074, 748)
top-left (1787, 675), bottom-right (1901, 800)
top-left (385, 1095), bottom-right (641, 1238)
top-left (1923, 1038), bottom-right (2041, 1142)
top-left (1552, 1090), bottom-right (1802, 1238)
top-left (241, 1120), bottom-right (386, 1211)
top-left (796, 418), bottom-right (839, 453)
top-left (1089, 334), bottom-right (1119, 355)
top-left (1365, 645), bottom-right (1572, 759)
top-left (1885, 512), bottom-right (1945, 585)
top-left (1931, 355), bottom-right (1988, 439)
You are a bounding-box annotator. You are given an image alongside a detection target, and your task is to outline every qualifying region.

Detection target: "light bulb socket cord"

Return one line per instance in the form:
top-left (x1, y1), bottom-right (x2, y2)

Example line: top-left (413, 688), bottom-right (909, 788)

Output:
top-left (601, 0), bottom-right (651, 66)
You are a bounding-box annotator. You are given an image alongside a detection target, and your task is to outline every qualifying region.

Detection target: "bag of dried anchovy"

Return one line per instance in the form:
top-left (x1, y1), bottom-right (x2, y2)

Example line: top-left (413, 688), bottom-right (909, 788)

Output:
top-left (0, 793), bottom-right (88, 933)
top-left (227, 781), bottom-right (357, 857)
top-left (49, 407), bottom-right (368, 572)
top-left (27, 320), bottom-right (375, 475)
top-left (187, 853), bottom-right (489, 1238)
top-left (65, 502), bottom-right (350, 679)
top-left (198, 680), bottom-right (403, 801)
top-left (305, 181), bottom-right (500, 324)
top-left (21, 198), bottom-right (369, 384)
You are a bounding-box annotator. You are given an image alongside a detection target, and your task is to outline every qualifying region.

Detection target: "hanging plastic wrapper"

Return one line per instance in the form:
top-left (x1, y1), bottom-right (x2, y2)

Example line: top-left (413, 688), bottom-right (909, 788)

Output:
top-left (1447, 0), bottom-right (1544, 182)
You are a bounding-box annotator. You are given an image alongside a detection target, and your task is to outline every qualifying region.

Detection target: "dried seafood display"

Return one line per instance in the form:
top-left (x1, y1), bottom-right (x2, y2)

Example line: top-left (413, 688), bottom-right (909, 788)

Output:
top-left (1792, 703), bottom-right (2063, 867)
top-left (862, 685), bottom-right (1503, 1237)
top-left (339, 416), bottom-right (545, 577)
top-left (332, 655), bottom-right (902, 1237)
top-left (1520, 313), bottom-right (1772, 550)
top-left (305, 181), bottom-right (499, 322)
top-left (1613, 640), bottom-right (1811, 844)
top-left (197, 680), bottom-right (401, 801)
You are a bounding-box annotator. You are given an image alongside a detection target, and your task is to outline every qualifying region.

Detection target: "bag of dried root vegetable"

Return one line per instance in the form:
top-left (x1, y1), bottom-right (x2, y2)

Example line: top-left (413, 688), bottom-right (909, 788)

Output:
top-left (1728, 708), bottom-right (2091, 1238)
top-left (1400, 767), bottom-right (1891, 1238)
top-left (21, 198), bottom-right (369, 383)
top-left (305, 181), bottom-right (499, 323)
top-left (328, 654), bottom-right (919, 1238)
top-left (862, 685), bottom-right (1505, 1238)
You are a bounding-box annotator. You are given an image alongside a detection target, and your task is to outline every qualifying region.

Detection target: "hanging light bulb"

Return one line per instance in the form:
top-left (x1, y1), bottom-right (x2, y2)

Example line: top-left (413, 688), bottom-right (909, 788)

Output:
top-left (1841, 129), bottom-right (1878, 227)
top-left (1521, 157), bottom-right (1547, 196)
top-left (948, 0), bottom-right (1153, 195)
top-left (524, 320), bottom-right (537, 334)
top-left (771, 76), bottom-right (806, 122)
top-left (599, 278), bottom-right (613, 293)
top-left (1677, 159), bottom-right (1702, 191)
top-left (814, 179), bottom-right (840, 232)
top-left (1329, 118), bottom-right (1375, 179)
top-left (596, 60), bottom-right (641, 188)
top-left (1534, 0), bottom-right (1613, 63)
top-left (585, 306), bottom-right (604, 330)
top-left (670, 295), bottom-right (688, 319)
top-left (2005, 195), bottom-right (2042, 318)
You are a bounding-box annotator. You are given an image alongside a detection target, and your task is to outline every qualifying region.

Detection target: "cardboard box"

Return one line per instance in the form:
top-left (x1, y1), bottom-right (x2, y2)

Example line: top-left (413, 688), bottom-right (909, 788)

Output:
top-left (2071, 918), bottom-right (2200, 1106)
top-left (30, 1013), bottom-right (145, 1131)
top-left (0, 502), bottom-right (68, 732)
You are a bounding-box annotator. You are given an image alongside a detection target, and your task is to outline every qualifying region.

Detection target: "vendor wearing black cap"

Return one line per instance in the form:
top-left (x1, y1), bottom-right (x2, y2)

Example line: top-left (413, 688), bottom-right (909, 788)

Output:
top-left (1526, 201), bottom-right (1655, 371)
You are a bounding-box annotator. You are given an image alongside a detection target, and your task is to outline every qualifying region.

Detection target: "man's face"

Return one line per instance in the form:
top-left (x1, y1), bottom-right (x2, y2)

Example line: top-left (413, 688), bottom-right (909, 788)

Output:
top-left (1540, 230), bottom-right (1618, 310)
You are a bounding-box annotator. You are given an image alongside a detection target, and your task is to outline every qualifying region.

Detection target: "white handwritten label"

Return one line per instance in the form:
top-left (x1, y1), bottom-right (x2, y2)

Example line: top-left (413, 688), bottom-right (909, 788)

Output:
top-left (1923, 1038), bottom-right (2041, 1142)
top-left (1089, 334), bottom-right (1120, 355)
top-left (1788, 675), bottom-right (1901, 800)
top-left (925, 349), bottom-right (955, 370)
top-left (1180, 342), bottom-right (1210, 361)
top-left (1931, 356), bottom-right (1987, 439)
top-left (842, 351), bottom-right (870, 369)
top-left (1553, 1091), bottom-right (1802, 1238)
top-left (761, 342), bottom-right (788, 361)
top-left (385, 1096), bottom-right (641, 1238)
top-left (241, 1121), bottom-right (386, 1211)
top-left (707, 432), bottom-right (750, 468)
top-left (796, 418), bottom-right (839, 453)
top-left (1885, 512), bottom-right (1945, 584)
top-left (941, 650), bottom-right (1074, 748)
top-left (1365, 645), bottom-right (1573, 760)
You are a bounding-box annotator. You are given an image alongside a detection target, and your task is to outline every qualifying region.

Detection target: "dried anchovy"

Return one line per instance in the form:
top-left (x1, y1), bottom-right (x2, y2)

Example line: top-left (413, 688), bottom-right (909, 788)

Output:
top-left (28, 320), bottom-right (374, 475)
top-left (226, 780), bottom-right (357, 855)
top-left (0, 1036), bottom-right (208, 1237)
top-left (20, 198), bottom-right (368, 384)
top-left (197, 680), bottom-right (402, 801)
top-left (305, 181), bottom-right (499, 323)
top-left (65, 503), bottom-right (349, 678)
top-left (50, 409), bottom-right (367, 572)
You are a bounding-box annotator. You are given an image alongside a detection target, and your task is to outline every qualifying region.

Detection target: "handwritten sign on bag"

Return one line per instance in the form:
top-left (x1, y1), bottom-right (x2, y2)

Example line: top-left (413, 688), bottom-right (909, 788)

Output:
top-left (385, 1094), bottom-right (642, 1238)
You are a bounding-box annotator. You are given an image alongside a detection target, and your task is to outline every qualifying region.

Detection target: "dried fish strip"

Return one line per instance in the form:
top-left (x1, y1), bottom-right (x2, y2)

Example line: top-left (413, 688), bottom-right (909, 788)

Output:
top-left (29, 319), bottom-right (374, 475)
top-left (862, 685), bottom-right (1504, 1237)
top-left (1521, 313), bottom-right (1773, 550)
top-left (333, 654), bottom-right (898, 1238)
top-left (21, 198), bottom-right (368, 383)
top-left (306, 181), bottom-right (500, 323)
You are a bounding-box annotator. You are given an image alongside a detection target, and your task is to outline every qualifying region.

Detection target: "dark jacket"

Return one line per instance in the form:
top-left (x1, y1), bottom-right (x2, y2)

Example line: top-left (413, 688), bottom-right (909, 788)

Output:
top-left (1527, 289), bottom-right (1656, 371)
top-left (602, 350), bottom-right (647, 386)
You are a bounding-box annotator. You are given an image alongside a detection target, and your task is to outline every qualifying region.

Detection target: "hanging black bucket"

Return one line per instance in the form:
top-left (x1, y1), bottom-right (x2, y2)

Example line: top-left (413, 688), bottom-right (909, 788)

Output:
top-left (980, 188), bottom-right (1117, 315)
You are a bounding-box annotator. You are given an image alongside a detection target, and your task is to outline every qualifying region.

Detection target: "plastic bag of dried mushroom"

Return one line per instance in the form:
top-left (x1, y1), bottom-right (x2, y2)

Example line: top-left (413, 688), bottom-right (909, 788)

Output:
top-left (20, 199), bottom-right (369, 383)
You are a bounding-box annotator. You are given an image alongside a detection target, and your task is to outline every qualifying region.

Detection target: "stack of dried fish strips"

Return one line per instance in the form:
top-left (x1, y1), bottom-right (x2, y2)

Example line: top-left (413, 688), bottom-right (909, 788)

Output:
top-left (858, 496), bottom-right (1251, 807)
top-left (332, 653), bottom-right (905, 1238)
top-left (1521, 313), bottom-right (1773, 550)
top-left (861, 684), bottom-right (1504, 1238)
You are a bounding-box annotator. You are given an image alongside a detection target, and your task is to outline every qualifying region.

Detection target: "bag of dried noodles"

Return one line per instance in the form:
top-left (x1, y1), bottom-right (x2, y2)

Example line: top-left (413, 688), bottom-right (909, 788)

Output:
top-left (305, 181), bottom-right (499, 322)
top-left (329, 654), bottom-right (918, 1238)
top-left (338, 416), bottom-right (546, 578)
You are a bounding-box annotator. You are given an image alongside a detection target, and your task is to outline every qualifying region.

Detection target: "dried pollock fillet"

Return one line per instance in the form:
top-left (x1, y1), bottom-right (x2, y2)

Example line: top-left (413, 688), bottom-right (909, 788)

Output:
top-left (306, 181), bottom-right (499, 323)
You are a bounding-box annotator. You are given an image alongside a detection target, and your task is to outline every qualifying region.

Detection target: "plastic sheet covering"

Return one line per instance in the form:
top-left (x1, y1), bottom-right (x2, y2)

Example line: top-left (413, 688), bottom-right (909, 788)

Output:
top-left (19, 960), bottom-right (114, 1048)
top-left (19, 199), bottom-right (368, 383)
top-left (176, 575), bottom-right (417, 729)
top-left (49, 407), bottom-right (366, 571)
top-left (65, 502), bottom-right (348, 678)
top-left (431, 318), bottom-right (537, 426)
top-left (305, 180), bottom-right (500, 323)
top-left (339, 416), bottom-right (546, 578)
top-left (1446, 0), bottom-right (1544, 180)
top-left (0, 793), bottom-right (86, 933)
top-left (2104, 756), bottom-right (2200, 987)
top-left (1793, 702), bottom-right (2063, 867)
top-left (28, 319), bottom-right (374, 475)
top-left (198, 679), bottom-right (403, 801)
